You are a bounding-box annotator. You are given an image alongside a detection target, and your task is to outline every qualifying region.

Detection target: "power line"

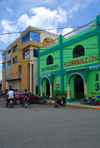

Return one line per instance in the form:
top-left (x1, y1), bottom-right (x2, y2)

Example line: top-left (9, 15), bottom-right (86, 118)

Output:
top-left (1, 52), bottom-right (99, 65)
top-left (0, 25), bottom-right (97, 35)
top-left (0, 44), bottom-right (99, 52)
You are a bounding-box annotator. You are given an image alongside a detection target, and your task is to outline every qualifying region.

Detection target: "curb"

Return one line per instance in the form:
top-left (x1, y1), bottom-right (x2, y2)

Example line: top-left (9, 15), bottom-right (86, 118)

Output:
top-left (48, 101), bottom-right (100, 110)
top-left (66, 104), bottom-right (100, 110)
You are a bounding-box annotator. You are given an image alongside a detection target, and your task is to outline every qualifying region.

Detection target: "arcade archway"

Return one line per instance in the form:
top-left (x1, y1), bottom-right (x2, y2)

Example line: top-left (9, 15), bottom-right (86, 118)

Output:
top-left (74, 75), bottom-right (84, 100)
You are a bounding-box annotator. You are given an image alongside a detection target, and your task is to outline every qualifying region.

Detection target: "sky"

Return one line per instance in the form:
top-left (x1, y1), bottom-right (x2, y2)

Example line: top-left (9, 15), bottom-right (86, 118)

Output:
top-left (0, 0), bottom-right (100, 80)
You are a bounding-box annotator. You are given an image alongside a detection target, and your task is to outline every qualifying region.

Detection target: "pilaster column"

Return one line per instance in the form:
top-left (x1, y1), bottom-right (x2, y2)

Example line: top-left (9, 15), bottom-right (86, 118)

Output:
top-left (67, 84), bottom-right (70, 99)
top-left (50, 85), bottom-right (52, 97)
top-left (6, 82), bottom-right (8, 90)
top-left (40, 85), bottom-right (43, 96)
top-left (30, 64), bottom-right (32, 93)
top-left (18, 81), bottom-right (20, 91)
top-left (84, 83), bottom-right (87, 99)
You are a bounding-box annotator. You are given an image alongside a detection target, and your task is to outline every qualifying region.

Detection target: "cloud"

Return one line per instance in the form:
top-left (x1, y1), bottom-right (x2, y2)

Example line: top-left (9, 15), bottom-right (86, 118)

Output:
top-left (0, 19), bottom-right (19, 44)
top-left (6, 7), bottom-right (13, 13)
top-left (69, 7), bottom-right (78, 14)
top-left (0, 7), bottom-right (67, 44)
top-left (62, 27), bottom-right (73, 35)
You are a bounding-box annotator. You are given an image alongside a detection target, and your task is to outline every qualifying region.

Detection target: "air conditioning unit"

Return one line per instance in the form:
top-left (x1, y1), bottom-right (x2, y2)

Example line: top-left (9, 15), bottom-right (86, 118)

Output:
top-left (46, 38), bottom-right (50, 42)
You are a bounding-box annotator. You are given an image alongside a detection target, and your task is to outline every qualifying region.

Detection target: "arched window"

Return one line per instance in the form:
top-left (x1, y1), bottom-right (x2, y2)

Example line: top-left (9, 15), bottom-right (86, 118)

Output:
top-left (73, 45), bottom-right (84, 58)
top-left (95, 73), bottom-right (99, 81)
top-left (47, 55), bottom-right (53, 65)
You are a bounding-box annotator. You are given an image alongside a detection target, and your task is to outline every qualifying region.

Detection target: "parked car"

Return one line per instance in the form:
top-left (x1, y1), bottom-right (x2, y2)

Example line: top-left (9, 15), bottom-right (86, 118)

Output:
top-left (5, 91), bottom-right (41, 105)
top-left (15, 92), bottom-right (41, 105)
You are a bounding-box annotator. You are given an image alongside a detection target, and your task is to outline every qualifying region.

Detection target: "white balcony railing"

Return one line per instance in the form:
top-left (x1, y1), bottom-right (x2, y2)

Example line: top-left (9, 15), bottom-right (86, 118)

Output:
top-left (64, 20), bottom-right (95, 39)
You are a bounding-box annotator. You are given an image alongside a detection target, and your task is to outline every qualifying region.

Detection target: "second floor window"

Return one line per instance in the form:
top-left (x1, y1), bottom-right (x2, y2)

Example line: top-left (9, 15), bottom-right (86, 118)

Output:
top-left (34, 49), bottom-right (38, 57)
top-left (46, 55), bottom-right (53, 65)
top-left (13, 57), bottom-right (17, 64)
top-left (95, 73), bottom-right (99, 81)
top-left (73, 45), bottom-right (84, 58)
top-left (23, 50), bottom-right (29, 59)
top-left (13, 45), bottom-right (17, 52)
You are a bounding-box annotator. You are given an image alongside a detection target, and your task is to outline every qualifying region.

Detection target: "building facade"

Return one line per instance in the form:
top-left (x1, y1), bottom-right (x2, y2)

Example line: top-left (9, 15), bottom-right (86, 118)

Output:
top-left (2, 26), bottom-right (58, 93)
top-left (38, 15), bottom-right (100, 103)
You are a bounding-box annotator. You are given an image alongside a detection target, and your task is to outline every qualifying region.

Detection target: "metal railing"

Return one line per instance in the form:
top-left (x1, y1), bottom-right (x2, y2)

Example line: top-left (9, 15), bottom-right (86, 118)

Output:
top-left (64, 20), bottom-right (95, 39)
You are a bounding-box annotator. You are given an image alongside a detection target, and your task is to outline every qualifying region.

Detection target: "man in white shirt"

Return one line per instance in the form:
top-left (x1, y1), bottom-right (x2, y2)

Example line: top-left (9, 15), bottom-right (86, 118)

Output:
top-left (6, 88), bottom-right (14, 107)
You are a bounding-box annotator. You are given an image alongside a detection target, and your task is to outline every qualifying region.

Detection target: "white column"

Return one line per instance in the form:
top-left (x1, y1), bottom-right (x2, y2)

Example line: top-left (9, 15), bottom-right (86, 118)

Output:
top-left (30, 64), bottom-right (32, 93)
top-left (84, 83), bottom-right (87, 99)
top-left (67, 84), bottom-right (70, 99)
top-left (40, 85), bottom-right (43, 96)
top-left (50, 85), bottom-right (52, 97)
top-left (18, 81), bottom-right (20, 91)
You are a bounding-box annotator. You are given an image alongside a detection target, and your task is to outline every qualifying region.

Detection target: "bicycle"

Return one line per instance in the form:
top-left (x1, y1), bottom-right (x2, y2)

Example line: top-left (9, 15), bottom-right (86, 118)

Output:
top-left (80, 96), bottom-right (97, 105)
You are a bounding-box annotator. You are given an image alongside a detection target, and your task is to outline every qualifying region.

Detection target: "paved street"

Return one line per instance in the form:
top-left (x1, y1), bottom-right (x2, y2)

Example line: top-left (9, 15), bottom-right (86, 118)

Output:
top-left (0, 97), bottom-right (100, 148)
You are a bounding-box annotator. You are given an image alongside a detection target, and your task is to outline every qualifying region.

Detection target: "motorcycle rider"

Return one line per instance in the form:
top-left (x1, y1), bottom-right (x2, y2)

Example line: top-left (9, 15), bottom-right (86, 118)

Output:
top-left (20, 89), bottom-right (29, 107)
top-left (6, 88), bottom-right (14, 107)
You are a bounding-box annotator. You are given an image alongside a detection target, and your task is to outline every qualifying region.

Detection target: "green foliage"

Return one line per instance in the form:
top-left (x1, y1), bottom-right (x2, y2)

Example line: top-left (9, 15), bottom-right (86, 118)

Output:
top-left (37, 92), bottom-right (44, 96)
top-left (5, 89), bottom-right (8, 92)
top-left (52, 90), bottom-right (62, 98)
top-left (61, 91), bottom-right (67, 97)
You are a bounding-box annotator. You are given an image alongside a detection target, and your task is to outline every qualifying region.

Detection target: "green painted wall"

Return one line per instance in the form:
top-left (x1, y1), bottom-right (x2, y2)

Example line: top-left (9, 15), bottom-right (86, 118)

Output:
top-left (42, 78), bottom-right (47, 96)
top-left (70, 74), bottom-right (77, 99)
top-left (87, 69), bottom-right (100, 100)
top-left (39, 16), bottom-right (100, 101)
top-left (40, 49), bottom-right (60, 74)
top-left (52, 75), bottom-right (61, 92)
top-left (63, 35), bottom-right (99, 69)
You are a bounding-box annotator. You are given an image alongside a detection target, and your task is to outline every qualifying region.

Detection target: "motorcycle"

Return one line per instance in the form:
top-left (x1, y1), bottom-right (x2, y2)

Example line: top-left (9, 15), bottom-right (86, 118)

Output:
top-left (9, 98), bottom-right (14, 108)
top-left (88, 97), bottom-right (97, 105)
top-left (80, 96), bottom-right (97, 105)
top-left (24, 98), bottom-right (30, 108)
top-left (39, 96), bottom-right (49, 104)
top-left (54, 96), bottom-right (66, 108)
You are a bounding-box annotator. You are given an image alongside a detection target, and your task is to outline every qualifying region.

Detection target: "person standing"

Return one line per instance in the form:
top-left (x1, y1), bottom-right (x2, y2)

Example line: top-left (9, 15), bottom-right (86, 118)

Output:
top-left (20, 89), bottom-right (29, 107)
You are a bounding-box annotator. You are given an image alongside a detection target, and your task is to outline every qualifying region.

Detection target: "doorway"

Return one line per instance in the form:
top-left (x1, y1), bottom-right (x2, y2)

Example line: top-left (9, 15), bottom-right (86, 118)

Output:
top-left (46, 79), bottom-right (50, 96)
top-left (74, 75), bottom-right (84, 100)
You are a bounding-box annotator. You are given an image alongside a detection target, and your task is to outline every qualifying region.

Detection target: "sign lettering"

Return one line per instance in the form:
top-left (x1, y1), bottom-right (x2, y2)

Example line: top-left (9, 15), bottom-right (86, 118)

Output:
top-left (64, 55), bottom-right (99, 68)
top-left (41, 65), bottom-right (59, 72)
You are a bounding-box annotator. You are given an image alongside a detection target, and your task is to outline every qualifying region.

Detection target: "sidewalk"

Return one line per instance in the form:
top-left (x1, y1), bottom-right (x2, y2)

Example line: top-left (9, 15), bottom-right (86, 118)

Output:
top-left (49, 100), bottom-right (100, 110)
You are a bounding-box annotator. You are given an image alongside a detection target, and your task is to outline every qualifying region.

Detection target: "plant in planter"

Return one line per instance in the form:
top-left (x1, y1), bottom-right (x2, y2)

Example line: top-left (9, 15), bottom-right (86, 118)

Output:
top-left (52, 90), bottom-right (62, 99)
top-left (61, 91), bottom-right (67, 97)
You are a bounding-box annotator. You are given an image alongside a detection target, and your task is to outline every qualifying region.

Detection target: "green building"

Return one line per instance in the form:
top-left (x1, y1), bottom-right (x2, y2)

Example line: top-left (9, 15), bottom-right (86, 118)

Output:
top-left (38, 15), bottom-right (100, 104)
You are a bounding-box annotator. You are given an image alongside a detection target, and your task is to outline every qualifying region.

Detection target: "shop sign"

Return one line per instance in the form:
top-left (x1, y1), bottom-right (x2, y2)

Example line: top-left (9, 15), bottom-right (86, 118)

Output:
top-left (56, 78), bottom-right (59, 83)
top-left (64, 55), bottom-right (99, 68)
top-left (40, 74), bottom-right (50, 78)
top-left (41, 65), bottom-right (59, 72)
top-left (89, 64), bottom-right (100, 70)
top-left (56, 84), bottom-right (60, 88)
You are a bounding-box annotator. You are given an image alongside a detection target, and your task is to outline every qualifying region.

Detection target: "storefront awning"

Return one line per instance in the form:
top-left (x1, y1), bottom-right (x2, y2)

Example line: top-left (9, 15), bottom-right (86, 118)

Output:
top-left (6, 78), bottom-right (21, 82)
